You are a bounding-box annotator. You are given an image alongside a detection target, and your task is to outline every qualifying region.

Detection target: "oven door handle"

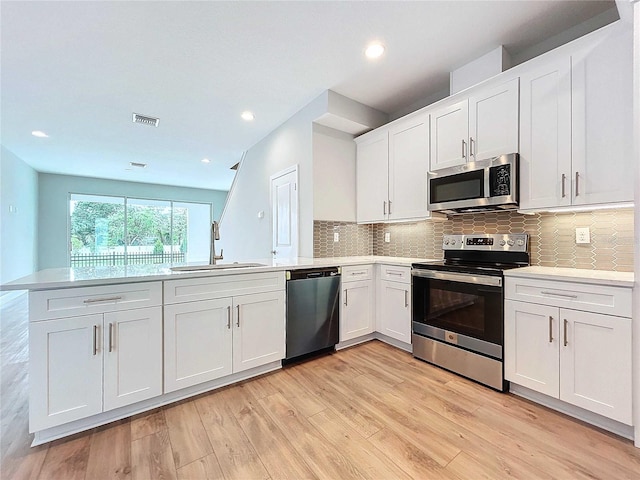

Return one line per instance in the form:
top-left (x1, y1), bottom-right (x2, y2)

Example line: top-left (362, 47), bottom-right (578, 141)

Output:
top-left (411, 269), bottom-right (502, 287)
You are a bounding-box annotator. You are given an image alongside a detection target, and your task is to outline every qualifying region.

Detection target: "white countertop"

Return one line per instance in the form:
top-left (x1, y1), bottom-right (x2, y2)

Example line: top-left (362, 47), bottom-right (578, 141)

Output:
top-left (1, 256), bottom-right (434, 291)
top-left (503, 266), bottom-right (634, 288)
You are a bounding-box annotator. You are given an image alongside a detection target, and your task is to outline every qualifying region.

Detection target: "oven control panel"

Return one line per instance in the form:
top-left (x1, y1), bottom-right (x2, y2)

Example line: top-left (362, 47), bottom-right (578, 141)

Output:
top-left (443, 233), bottom-right (528, 252)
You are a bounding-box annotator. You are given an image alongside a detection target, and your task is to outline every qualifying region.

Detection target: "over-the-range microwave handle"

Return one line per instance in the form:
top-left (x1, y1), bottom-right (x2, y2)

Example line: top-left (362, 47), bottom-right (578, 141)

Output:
top-left (411, 269), bottom-right (502, 287)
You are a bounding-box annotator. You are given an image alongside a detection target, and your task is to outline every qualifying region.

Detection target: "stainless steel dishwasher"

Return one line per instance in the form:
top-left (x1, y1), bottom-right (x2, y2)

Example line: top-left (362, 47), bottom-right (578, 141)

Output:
top-left (284, 267), bottom-right (340, 363)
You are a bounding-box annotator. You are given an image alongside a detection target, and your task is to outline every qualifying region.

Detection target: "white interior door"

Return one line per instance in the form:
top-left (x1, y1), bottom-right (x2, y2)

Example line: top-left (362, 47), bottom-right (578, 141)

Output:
top-left (271, 166), bottom-right (298, 260)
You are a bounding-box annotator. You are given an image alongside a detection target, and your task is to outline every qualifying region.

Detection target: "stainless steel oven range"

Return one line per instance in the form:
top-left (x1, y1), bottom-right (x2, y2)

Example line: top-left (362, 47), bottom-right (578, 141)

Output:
top-left (411, 233), bottom-right (529, 391)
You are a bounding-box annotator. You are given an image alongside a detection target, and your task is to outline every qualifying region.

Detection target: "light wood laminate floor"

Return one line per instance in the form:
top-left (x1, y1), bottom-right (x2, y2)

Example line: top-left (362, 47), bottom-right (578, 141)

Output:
top-left (2, 293), bottom-right (640, 479)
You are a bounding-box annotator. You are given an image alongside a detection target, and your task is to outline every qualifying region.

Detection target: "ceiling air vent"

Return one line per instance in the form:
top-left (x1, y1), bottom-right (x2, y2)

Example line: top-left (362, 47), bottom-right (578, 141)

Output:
top-left (129, 162), bottom-right (147, 168)
top-left (132, 113), bottom-right (159, 127)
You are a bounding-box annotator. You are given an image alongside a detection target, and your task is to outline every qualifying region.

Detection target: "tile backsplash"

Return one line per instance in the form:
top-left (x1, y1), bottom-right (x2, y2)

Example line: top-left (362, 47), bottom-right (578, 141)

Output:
top-left (314, 208), bottom-right (634, 272)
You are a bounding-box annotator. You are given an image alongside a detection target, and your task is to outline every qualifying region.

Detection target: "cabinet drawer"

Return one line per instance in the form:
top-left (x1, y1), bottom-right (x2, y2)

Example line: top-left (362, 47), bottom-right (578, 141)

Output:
top-left (29, 282), bottom-right (162, 321)
top-left (341, 265), bottom-right (373, 282)
top-left (164, 271), bottom-right (285, 304)
top-left (379, 265), bottom-right (411, 283)
top-left (505, 277), bottom-right (632, 318)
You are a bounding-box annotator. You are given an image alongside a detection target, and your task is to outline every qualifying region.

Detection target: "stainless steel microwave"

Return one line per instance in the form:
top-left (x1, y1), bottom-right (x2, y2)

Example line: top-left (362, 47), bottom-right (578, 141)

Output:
top-left (427, 153), bottom-right (519, 215)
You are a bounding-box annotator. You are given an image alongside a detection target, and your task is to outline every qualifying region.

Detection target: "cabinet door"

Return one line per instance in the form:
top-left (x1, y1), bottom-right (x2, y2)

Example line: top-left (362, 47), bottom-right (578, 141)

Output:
top-left (469, 78), bottom-right (519, 161)
top-left (232, 291), bottom-right (285, 373)
top-left (559, 309), bottom-right (632, 424)
top-left (164, 298), bottom-right (233, 393)
top-left (29, 315), bottom-right (103, 431)
top-left (103, 307), bottom-right (163, 411)
top-left (571, 26), bottom-right (634, 205)
top-left (340, 280), bottom-right (374, 342)
top-left (356, 132), bottom-right (389, 223)
top-left (429, 99), bottom-right (469, 170)
top-left (519, 57), bottom-right (572, 210)
top-left (388, 113), bottom-right (430, 221)
top-left (378, 280), bottom-right (411, 344)
top-left (504, 300), bottom-right (559, 398)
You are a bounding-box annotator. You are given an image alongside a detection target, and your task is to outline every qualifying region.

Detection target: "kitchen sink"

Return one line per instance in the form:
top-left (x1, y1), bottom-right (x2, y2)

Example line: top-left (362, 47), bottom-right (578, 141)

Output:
top-left (170, 262), bottom-right (266, 272)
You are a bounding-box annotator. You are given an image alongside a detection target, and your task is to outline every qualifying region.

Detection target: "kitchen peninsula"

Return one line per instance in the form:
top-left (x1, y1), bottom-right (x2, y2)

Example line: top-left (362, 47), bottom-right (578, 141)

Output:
top-left (3, 256), bottom-right (427, 445)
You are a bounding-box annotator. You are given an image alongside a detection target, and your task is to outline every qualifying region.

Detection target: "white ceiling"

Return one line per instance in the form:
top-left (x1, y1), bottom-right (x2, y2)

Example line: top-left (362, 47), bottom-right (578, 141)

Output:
top-left (1, 1), bottom-right (616, 191)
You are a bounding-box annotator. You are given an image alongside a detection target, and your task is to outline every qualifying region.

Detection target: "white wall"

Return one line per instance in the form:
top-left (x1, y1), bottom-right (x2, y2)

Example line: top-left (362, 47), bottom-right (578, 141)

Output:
top-left (38, 173), bottom-right (227, 269)
top-left (0, 147), bottom-right (38, 284)
top-left (219, 93), bottom-right (327, 260)
top-left (630, 0), bottom-right (640, 448)
top-left (313, 124), bottom-right (356, 222)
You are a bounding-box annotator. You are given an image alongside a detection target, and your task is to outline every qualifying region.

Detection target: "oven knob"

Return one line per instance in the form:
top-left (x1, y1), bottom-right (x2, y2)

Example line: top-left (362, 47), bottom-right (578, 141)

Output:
top-left (444, 239), bottom-right (449, 245)
top-left (517, 239), bottom-right (525, 246)
top-left (450, 239), bottom-right (456, 245)
top-left (507, 239), bottom-right (515, 246)
top-left (499, 240), bottom-right (506, 246)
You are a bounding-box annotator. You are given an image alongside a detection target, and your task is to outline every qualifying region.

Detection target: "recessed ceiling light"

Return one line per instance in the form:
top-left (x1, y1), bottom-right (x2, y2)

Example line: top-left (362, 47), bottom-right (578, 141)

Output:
top-left (365, 43), bottom-right (385, 59)
top-left (201, 158), bottom-right (210, 164)
top-left (241, 111), bottom-right (255, 121)
top-left (32, 130), bottom-right (49, 138)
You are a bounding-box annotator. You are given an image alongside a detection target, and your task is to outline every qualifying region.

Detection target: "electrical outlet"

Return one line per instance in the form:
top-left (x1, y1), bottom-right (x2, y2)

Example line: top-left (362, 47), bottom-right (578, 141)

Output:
top-left (333, 232), bottom-right (339, 242)
top-left (384, 232), bottom-right (391, 243)
top-left (575, 227), bottom-right (591, 244)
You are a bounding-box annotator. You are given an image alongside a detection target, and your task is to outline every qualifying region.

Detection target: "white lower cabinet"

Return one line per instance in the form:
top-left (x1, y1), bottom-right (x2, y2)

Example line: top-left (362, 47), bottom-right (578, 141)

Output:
top-left (377, 265), bottom-right (411, 345)
top-left (340, 265), bottom-right (374, 342)
top-left (29, 306), bottom-right (163, 431)
top-left (505, 279), bottom-right (632, 425)
top-left (164, 290), bottom-right (285, 393)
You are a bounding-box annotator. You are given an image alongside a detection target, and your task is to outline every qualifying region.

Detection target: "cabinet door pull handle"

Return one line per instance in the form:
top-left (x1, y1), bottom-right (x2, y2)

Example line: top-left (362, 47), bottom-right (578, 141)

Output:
top-left (388, 271), bottom-right (402, 276)
top-left (461, 139), bottom-right (467, 159)
top-left (93, 325), bottom-right (99, 356)
top-left (575, 171), bottom-right (580, 197)
top-left (540, 291), bottom-right (577, 299)
top-left (548, 316), bottom-right (553, 343)
top-left (561, 174), bottom-right (566, 198)
top-left (108, 323), bottom-right (114, 352)
top-left (84, 296), bottom-right (122, 304)
top-left (404, 290), bottom-right (408, 308)
top-left (470, 137), bottom-right (475, 158)
top-left (563, 319), bottom-right (568, 347)
top-left (227, 306), bottom-right (231, 329)
top-left (388, 200), bottom-right (392, 215)
top-left (236, 305), bottom-right (240, 327)
top-left (344, 289), bottom-right (348, 307)
top-left (383, 201), bottom-right (387, 215)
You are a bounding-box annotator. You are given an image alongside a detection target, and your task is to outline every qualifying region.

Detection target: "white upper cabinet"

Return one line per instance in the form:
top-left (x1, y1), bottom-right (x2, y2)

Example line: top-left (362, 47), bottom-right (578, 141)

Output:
top-left (519, 23), bottom-right (633, 210)
top-left (429, 99), bottom-right (469, 170)
top-left (570, 25), bottom-right (634, 206)
top-left (519, 57), bottom-right (572, 210)
top-left (469, 78), bottom-right (519, 161)
top-left (388, 113), bottom-right (430, 221)
top-left (356, 131), bottom-right (389, 223)
top-left (356, 113), bottom-right (430, 223)
top-left (430, 79), bottom-right (519, 171)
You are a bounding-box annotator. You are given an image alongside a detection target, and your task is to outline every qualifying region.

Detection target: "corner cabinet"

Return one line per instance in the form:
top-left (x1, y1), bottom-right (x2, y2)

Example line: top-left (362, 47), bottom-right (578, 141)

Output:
top-left (376, 265), bottom-right (411, 348)
top-left (340, 265), bottom-right (374, 342)
top-left (430, 78), bottom-right (519, 171)
top-left (504, 275), bottom-right (632, 425)
top-left (519, 23), bottom-right (633, 210)
top-left (356, 113), bottom-right (430, 223)
top-left (163, 271), bottom-right (285, 393)
top-left (29, 282), bottom-right (163, 432)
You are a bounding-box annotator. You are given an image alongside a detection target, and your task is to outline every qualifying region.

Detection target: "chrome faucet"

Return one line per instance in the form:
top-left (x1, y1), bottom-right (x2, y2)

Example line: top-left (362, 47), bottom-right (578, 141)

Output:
top-left (210, 221), bottom-right (224, 265)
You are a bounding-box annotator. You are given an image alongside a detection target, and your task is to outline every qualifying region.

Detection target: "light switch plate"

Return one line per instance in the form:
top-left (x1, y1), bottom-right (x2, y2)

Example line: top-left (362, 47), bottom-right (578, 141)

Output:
top-left (576, 227), bottom-right (591, 244)
top-left (333, 232), bottom-right (339, 242)
top-left (384, 232), bottom-right (391, 243)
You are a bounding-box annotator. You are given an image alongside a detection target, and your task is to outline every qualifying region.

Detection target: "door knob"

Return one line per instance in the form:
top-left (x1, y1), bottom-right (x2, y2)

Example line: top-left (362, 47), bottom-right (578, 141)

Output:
top-left (271, 250), bottom-right (277, 255)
